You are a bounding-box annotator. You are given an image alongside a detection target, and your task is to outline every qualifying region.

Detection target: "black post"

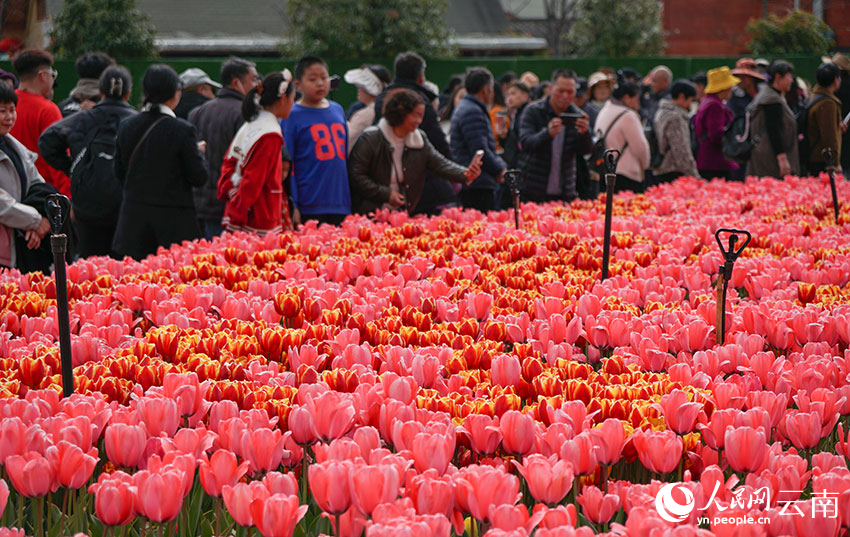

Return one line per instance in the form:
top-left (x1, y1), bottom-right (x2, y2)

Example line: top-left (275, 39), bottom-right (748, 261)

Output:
top-left (45, 194), bottom-right (74, 397)
top-left (714, 228), bottom-right (751, 345)
top-left (823, 148), bottom-right (840, 225)
top-left (505, 169), bottom-right (521, 230)
top-left (601, 149), bottom-right (620, 281)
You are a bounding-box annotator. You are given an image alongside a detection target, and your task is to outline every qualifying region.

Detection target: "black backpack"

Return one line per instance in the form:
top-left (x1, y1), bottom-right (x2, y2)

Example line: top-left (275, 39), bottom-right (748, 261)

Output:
top-left (722, 112), bottom-right (755, 164)
top-left (589, 110), bottom-right (630, 177)
top-left (69, 110), bottom-right (123, 220)
top-left (644, 119), bottom-right (664, 168)
top-left (796, 94), bottom-right (828, 175)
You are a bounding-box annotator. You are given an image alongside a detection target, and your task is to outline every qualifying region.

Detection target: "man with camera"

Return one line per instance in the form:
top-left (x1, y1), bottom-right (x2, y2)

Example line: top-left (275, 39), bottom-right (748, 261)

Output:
top-left (518, 69), bottom-right (593, 203)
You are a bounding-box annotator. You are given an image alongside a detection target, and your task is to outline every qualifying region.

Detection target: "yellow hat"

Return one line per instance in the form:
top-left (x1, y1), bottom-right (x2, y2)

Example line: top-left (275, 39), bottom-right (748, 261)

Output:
top-left (704, 66), bottom-right (741, 94)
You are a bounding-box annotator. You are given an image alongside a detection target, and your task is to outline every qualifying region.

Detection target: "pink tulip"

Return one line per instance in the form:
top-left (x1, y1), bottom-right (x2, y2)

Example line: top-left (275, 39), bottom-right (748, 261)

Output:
top-left (411, 431), bottom-right (454, 475)
top-left (249, 493), bottom-right (308, 537)
top-left (499, 411), bottom-right (535, 455)
top-left (223, 481), bottom-right (270, 527)
top-left (309, 460), bottom-right (353, 514)
top-left (491, 354), bottom-right (521, 388)
top-left (263, 472), bottom-right (298, 496)
top-left (165, 426), bottom-right (216, 460)
top-left (724, 426), bottom-right (768, 473)
top-left (134, 469), bottom-right (184, 522)
top-left (305, 391), bottom-right (356, 442)
top-left (576, 485), bottom-right (620, 524)
top-left (5, 451), bottom-right (56, 497)
top-left (654, 389), bottom-right (702, 434)
top-left (349, 463), bottom-right (401, 516)
top-left (0, 528), bottom-right (26, 537)
top-left (513, 454), bottom-right (574, 505)
top-left (488, 504), bottom-right (544, 534)
top-left (48, 441), bottom-right (98, 489)
top-left (698, 408), bottom-right (738, 451)
top-left (0, 479), bottom-right (8, 518)
top-left (453, 465), bottom-right (521, 522)
top-left (88, 471), bottom-right (135, 526)
top-left (589, 418), bottom-right (625, 466)
top-left (783, 410), bottom-right (822, 451)
top-left (240, 428), bottom-right (289, 474)
top-left (199, 449), bottom-right (250, 497)
top-left (287, 405), bottom-right (318, 445)
top-left (135, 397), bottom-right (179, 438)
top-left (162, 372), bottom-right (208, 417)
top-left (407, 470), bottom-right (455, 519)
top-left (536, 504), bottom-right (577, 528)
top-left (631, 428), bottom-right (682, 475)
top-left (0, 417), bottom-right (29, 465)
top-left (560, 433), bottom-right (597, 476)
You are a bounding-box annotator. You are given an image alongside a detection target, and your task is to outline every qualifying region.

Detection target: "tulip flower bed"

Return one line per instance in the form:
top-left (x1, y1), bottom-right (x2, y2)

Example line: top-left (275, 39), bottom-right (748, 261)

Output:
top-left (1, 175), bottom-right (850, 537)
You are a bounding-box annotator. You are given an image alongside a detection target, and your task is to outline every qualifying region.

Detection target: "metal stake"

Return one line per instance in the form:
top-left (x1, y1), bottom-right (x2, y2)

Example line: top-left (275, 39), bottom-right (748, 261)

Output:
top-left (45, 194), bottom-right (74, 397)
top-left (714, 228), bottom-right (751, 345)
top-left (505, 169), bottom-right (521, 230)
top-left (601, 149), bottom-right (620, 281)
top-left (823, 148), bottom-right (840, 225)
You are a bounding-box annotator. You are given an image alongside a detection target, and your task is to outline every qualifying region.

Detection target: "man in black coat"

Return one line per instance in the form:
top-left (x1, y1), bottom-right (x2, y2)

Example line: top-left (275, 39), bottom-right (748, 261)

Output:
top-left (373, 51), bottom-right (458, 214)
top-left (518, 69), bottom-right (594, 203)
top-left (450, 67), bottom-right (507, 213)
top-left (188, 57), bottom-right (259, 239)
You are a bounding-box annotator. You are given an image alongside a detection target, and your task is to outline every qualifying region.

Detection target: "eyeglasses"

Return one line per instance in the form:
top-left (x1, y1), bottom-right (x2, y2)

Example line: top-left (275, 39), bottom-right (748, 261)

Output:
top-left (40, 68), bottom-right (58, 80)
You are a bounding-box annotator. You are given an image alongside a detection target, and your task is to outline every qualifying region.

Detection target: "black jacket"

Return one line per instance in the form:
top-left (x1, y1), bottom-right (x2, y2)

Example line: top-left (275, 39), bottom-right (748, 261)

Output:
top-left (39, 99), bottom-right (138, 176)
top-left (450, 94), bottom-right (506, 191)
top-left (518, 97), bottom-right (594, 202)
top-left (188, 88), bottom-right (246, 220)
top-left (175, 92), bottom-right (211, 120)
top-left (114, 109), bottom-right (208, 208)
top-left (348, 125), bottom-right (467, 215)
top-left (374, 78), bottom-right (458, 214)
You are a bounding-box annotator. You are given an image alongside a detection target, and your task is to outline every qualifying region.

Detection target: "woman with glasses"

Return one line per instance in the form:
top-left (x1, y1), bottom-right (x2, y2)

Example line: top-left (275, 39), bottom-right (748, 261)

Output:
top-left (112, 64), bottom-right (208, 261)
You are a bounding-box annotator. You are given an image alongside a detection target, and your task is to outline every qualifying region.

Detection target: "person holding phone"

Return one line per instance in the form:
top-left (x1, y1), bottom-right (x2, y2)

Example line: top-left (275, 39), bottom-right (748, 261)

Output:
top-left (518, 69), bottom-right (594, 203)
top-left (348, 89), bottom-right (480, 215)
top-left (450, 67), bottom-right (508, 213)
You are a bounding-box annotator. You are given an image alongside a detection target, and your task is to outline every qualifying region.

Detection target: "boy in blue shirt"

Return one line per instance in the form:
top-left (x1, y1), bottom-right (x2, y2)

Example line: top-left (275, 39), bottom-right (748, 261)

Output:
top-left (282, 56), bottom-right (351, 226)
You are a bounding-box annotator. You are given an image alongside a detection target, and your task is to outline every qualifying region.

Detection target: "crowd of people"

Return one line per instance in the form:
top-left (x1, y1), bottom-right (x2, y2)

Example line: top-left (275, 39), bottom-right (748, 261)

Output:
top-left (0, 48), bottom-right (848, 271)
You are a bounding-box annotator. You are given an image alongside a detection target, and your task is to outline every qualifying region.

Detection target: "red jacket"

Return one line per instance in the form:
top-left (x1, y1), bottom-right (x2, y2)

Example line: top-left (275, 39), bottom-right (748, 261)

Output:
top-left (220, 132), bottom-right (285, 234)
top-left (10, 90), bottom-right (70, 197)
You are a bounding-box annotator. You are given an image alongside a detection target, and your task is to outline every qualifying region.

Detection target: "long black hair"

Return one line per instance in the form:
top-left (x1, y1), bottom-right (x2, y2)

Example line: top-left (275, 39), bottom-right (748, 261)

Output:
top-left (242, 70), bottom-right (295, 121)
top-left (142, 64), bottom-right (180, 107)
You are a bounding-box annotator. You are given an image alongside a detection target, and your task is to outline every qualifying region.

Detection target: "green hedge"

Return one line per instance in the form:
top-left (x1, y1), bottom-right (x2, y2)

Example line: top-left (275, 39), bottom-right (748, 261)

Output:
top-left (0, 55), bottom-right (824, 111)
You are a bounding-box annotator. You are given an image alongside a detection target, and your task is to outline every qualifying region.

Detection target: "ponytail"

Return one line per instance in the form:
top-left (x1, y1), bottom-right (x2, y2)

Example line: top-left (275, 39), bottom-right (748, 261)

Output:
top-left (241, 69), bottom-right (293, 121)
top-left (99, 65), bottom-right (132, 100)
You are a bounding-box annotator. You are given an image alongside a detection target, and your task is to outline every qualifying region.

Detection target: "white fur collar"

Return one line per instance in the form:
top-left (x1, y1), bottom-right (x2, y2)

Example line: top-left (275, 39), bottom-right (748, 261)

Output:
top-left (378, 117), bottom-right (424, 149)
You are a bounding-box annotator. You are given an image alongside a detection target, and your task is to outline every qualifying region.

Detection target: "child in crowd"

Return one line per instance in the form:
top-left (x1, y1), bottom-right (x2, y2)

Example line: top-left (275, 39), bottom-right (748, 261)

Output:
top-left (281, 56), bottom-right (350, 226)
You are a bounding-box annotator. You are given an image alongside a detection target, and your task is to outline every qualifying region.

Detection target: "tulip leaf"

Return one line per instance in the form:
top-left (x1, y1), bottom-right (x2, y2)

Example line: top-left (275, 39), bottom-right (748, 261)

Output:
top-left (199, 518), bottom-right (214, 537)
top-left (46, 503), bottom-right (65, 537)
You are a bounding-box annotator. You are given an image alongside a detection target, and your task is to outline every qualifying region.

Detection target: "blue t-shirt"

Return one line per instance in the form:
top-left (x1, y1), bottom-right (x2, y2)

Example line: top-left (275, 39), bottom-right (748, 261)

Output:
top-left (281, 101), bottom-right (351, 216)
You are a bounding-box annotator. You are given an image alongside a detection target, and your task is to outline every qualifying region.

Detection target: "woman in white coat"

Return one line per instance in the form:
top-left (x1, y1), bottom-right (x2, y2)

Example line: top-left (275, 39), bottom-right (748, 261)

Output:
top-left (0, 83), bottom-right (50, 269)
top-left (593, 81), bottom-right (650, 193)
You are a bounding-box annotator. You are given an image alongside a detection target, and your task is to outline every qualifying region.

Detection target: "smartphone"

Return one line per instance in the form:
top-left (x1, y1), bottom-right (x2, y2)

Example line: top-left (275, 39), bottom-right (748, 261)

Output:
top-left (844, 110), bottom-right (850, 126)
top-left (329, 75), bottom-right (340, 92)
top-left (473, 149), bottom-right (484, 165)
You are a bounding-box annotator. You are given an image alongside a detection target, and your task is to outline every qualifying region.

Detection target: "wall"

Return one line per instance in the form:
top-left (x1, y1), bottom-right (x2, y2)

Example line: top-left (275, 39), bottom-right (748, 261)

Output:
top-left (663, 0), bottom-right (850, 56)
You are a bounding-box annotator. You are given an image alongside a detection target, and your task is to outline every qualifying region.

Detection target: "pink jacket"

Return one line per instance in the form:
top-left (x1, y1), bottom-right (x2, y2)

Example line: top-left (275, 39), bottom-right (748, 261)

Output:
top-left (595, 100), bottom-right (650, 182)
